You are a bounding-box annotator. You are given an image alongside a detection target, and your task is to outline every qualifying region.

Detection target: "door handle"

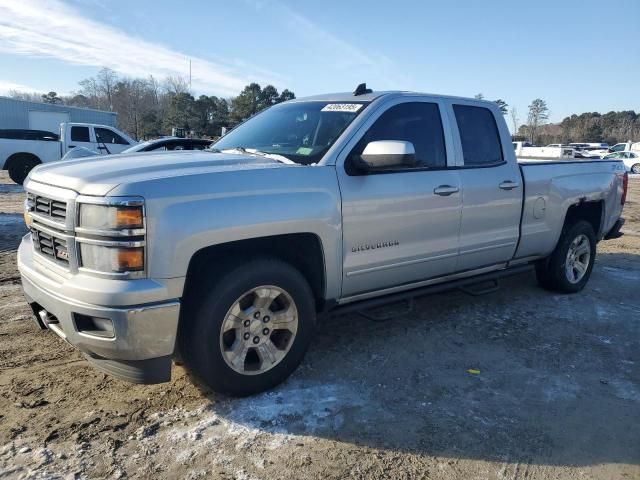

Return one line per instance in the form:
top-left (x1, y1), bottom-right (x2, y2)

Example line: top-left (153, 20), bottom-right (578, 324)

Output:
top-left (433, 185), bottom-right (459, 196)
top-left (68, 145), bottom-right (76, 148)
top-left (499, 180), bottom-right (520, 190)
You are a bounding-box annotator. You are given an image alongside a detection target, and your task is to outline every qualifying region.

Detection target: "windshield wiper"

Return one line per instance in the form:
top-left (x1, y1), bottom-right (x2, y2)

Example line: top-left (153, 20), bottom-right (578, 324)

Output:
top-left (219, 147), bottom-right (294, 164)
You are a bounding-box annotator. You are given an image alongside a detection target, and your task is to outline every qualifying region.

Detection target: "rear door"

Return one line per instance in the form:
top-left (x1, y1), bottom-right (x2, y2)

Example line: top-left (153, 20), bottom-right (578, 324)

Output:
top-left (337, 97), bottom-right (462, 298)
top-left (447, 101), bottom-right (523, 271)
top-left (66, 125), bottom-right (96, 153)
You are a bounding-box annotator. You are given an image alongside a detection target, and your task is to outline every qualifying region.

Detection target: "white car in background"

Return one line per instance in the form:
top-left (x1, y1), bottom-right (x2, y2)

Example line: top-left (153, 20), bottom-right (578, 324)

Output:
top-left (604, 151), bottom-right (640, 174)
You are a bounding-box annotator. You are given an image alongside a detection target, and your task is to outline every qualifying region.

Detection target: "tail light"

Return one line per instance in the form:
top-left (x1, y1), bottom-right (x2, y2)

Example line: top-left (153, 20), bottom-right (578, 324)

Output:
top-left (621, 172), bottom-right (628, 206)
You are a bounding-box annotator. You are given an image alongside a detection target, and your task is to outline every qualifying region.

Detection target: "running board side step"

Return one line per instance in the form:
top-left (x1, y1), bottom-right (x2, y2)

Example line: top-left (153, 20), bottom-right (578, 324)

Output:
top-left (459, 278), bottom-right (500, 296)
top-left (328, 264), bottom-right (533, 318)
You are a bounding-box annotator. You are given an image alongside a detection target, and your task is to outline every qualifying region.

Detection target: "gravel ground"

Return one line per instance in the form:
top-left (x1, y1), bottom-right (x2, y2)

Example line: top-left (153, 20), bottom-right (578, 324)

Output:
top-left (0, 171), bottom-right (639, 479)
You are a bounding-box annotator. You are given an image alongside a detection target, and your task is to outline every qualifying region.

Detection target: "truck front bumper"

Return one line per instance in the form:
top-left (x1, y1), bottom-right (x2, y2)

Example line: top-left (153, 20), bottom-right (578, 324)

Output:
top-left (18, 235), bottom-right (180, 384)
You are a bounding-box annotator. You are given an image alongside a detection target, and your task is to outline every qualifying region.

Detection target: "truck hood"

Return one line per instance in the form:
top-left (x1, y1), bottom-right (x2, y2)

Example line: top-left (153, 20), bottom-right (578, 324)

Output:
top-left (27, 151), bottom-right (290, 196)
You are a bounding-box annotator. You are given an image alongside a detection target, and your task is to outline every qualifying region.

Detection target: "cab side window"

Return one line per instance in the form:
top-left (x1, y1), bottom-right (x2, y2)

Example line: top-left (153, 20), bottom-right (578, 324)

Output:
top-left (453, 105), bottom-right (504, 166)
top-left (70, 126), bottom-right (90, 142)
top-left (349, 102), bottom-right (447, 171)
top-left (95, 128), bottom-right (128, 145)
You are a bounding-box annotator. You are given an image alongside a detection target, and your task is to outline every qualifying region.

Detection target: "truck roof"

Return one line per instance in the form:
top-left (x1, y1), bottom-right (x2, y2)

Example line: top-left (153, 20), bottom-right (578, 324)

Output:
top-left (291, 90), bottom-right (498, 105)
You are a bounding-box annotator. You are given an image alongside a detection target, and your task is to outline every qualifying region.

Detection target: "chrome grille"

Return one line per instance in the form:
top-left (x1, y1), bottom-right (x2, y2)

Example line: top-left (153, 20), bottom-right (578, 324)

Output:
top-left (30, 227), bottom-right (69, 265)
top-left (27, 192), bottom-right (67, 222)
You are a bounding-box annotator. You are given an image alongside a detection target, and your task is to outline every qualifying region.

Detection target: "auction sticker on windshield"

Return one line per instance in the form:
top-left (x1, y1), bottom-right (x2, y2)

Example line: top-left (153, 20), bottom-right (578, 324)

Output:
top-left (321, 104), bottom-right (364, 113)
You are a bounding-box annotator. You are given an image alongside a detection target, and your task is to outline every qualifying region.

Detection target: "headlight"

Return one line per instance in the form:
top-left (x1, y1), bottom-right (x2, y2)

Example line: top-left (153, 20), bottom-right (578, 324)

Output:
top-left (76, 197), bottom-right (146, 278)
top-left (79, 243), bottom-right (144, 273)
top-left (79, 204), bottom-right (144, 231)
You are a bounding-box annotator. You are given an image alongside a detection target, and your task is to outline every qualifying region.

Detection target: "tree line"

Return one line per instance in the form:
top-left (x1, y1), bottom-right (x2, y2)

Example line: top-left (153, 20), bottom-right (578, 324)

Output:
top-left (10, 68), bottom-right (295, 140)
top-left (12, 75), bottom-right (639, 146)
top-left (475, 93), bottom-right (639, 145)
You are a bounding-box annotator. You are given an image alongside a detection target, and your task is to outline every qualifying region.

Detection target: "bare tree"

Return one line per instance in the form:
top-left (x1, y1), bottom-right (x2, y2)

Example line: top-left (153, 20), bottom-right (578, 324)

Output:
top-left (527, 99), bottom-right (549, 144)
top-left (77, 77), bottom-right (101, 108)
top-left (97, 68), bottom-right (118, 111)
top-left (510, 107), bottom-right (519, 135)
top-left (148, 75), bottom-right (161, 108)
top-left (164, 75), bottom-right (190, 95)
top-left (8, 90), bottom-right (42, 102)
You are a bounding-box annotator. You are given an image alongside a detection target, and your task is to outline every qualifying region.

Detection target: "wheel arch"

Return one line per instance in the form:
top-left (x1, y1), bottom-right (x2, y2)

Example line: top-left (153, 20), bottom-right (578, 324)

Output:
top-left (562, 200), bottom-right (604, 238)
top-left (182, 233), bottom-right (328, 311)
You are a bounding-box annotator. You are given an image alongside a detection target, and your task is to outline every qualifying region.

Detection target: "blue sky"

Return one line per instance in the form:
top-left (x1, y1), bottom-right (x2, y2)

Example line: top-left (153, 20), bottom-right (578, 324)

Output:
top-left (0, 0), bottom-right (638, 124)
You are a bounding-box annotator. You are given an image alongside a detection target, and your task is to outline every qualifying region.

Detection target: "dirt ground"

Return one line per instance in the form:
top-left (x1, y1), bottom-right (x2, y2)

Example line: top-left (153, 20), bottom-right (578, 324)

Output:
top-left (0, 171), bottom-right (639, 480)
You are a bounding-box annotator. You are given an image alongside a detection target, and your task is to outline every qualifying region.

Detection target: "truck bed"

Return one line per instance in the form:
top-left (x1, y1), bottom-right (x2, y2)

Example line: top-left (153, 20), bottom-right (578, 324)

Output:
top-left (514, 159), bottom-right (626, 260)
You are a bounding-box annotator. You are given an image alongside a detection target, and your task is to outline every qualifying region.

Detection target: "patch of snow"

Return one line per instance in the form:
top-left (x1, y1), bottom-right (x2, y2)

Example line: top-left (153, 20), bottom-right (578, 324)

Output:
top-left (155, 381), bottom-right (369, 467)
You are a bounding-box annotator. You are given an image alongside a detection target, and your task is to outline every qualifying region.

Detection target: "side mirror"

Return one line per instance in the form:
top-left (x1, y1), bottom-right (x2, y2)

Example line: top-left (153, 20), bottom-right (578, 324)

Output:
top-left (355, 140), bottom-right (416, 171)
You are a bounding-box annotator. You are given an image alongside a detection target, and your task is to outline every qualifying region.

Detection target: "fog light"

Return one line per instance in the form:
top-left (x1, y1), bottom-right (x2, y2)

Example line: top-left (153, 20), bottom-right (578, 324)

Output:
top-left (74, 313), bottom-right (115, 338)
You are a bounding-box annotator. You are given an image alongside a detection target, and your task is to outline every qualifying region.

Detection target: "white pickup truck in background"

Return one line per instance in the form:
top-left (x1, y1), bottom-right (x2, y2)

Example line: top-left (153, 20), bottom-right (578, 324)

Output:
top-left (0, 123), bottom-right (137, 184)
top-left (513, 141), bottom-right (574, 159)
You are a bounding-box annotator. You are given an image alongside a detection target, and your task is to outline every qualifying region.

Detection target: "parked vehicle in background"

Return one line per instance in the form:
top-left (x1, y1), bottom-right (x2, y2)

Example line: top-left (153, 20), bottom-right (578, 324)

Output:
top-left (18, 88), bottom-right (627, 395)
top-left (604, 151), bottom-right (640, 173)
top-left (122, 137), bottom-right (213, 153)
top-left (0, 123), bottom-right (136, 184)
top-left (599, 141), bottom-right (640, 156)
top-left (514, 141), bottom-right (574, 159)
top-left (570, 142), bottom-right (608, 149)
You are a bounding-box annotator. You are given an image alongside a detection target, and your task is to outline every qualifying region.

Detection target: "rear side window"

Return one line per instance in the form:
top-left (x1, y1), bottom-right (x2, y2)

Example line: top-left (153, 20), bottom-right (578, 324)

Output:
top-left (453, 105), bottom-right (504, 166)
top-left (350, 102), bottom-right (447, 170)
top-left (95, 128), bottom-right (127, 145)
top-left (70, 126), bottom-right (90, 142)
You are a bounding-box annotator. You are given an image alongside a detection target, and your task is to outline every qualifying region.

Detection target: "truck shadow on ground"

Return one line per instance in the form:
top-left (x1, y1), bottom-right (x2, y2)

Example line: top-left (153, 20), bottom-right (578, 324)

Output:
top-left (196, 253), bottom-right (640, 467)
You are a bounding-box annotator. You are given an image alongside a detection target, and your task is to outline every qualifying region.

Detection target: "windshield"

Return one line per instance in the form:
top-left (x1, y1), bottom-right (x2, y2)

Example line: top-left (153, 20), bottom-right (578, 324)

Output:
top-left (212, 101), bottom-right (368, 164)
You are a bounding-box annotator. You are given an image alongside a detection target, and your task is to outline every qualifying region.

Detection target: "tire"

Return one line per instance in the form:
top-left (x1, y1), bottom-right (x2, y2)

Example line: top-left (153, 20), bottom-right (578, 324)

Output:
top-left (631, 163), bottom-right (640, 174)
top-left (535, 220), bottom-right (596, 293)
top-left (179, 257), bottom-right (316, 396)
top-left (8, 156), bottom-right (40, 185)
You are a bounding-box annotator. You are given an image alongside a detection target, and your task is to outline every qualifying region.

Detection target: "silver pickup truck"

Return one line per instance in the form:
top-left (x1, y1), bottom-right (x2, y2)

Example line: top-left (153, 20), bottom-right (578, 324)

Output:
top-left (18, 88), bottom-right (628, 395)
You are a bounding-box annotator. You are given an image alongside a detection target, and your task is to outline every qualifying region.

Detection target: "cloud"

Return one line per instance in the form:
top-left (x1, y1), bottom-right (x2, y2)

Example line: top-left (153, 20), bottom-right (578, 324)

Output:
top-left (245, 0), bottom-right (413, 89)
top-left (0, 80), bottom-right (43, 95)
top-left (0, 0), bottom-right (284, 96)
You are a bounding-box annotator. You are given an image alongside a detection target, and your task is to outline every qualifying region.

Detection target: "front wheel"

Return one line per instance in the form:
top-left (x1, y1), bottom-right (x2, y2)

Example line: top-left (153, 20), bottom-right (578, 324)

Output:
top-left (179, 258), bottom-right (316, 396)
top-left (535, 220), bottom-right (596, 293)
top-left (631, 163), bottom-right (640, 174)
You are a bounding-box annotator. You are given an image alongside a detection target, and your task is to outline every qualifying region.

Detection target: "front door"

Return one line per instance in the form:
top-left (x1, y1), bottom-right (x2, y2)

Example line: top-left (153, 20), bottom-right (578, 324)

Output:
top-left (337, 99), bottom-right (462, 298)
top-left (94, 127), bottom-right (132, 154)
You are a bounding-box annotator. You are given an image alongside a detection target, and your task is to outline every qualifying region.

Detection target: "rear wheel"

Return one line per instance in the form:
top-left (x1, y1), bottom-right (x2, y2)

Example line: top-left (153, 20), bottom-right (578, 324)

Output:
top-left (631, 163), bottom-right (640, 174)
top-left (8, 156), bottom-right (40, 185)
top-left (535, 220), bottom-right (596, 293)
top-left (179, 258), bottom-right (316, 396)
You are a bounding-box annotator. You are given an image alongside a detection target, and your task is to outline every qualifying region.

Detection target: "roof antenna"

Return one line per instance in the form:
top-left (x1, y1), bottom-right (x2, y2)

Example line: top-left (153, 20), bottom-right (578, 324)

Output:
top-left (353, 83), bottom-right (372, 96)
